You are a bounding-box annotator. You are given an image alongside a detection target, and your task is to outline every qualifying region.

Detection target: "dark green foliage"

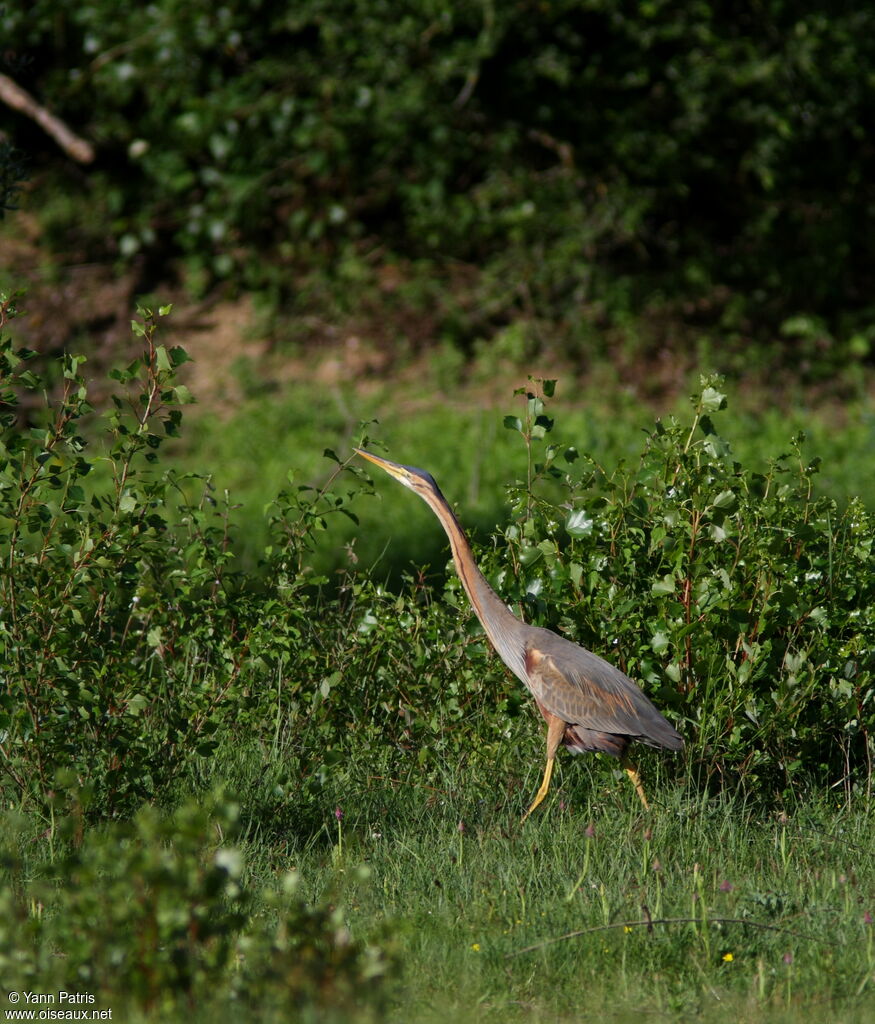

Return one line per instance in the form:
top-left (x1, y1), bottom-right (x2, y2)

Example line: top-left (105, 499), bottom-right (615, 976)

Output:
top-left (0, 141), bottom-right (28, 217)
top-left (5, 1), bottom-right (875, 351)
top-left (0, 795), bottom-right (395, 1017)
top-left (0, 301), bottom-right (242, 815)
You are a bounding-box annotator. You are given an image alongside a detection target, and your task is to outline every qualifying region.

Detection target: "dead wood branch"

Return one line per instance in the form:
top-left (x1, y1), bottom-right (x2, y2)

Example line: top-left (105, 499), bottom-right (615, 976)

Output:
top-left (0, 72), bottom-right (94, 164)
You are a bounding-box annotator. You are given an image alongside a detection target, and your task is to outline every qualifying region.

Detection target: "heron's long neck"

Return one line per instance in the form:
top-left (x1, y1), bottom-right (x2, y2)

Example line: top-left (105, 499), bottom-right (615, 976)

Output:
top-left (424, 491), bottom-right (527, 683)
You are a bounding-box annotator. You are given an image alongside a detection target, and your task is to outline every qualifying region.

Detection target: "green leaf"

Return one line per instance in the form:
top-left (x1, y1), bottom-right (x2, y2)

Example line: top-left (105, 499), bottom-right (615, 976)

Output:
top-left (709, 523), bottom-right (729, 542)
top-left (809, 606), bottom-right (828, 628)
top-left (565, 509), bottom-right (593, 537)
top-left (701, 386), bottom-right (727, 412)
top-left (155, 346), bottom-right (172, 373)
top-left (650, 631), bottom-right (670, 654)
top-left (704, 435), bottom-right (731, 459)
top-left (531, 414), bottom-right (554, 438)
top-left (503, 416), bottom-right (522, 432)
top-left (518, 545), bottom-right (543, 566)
top-left (651, 574), bottom-right (676, 595)
top-left (127, 693), bottom-right (149, 716)
top-left (320, 671), bottom-right (341, 697)
top-left (665, 662), bottom-right (682, 683)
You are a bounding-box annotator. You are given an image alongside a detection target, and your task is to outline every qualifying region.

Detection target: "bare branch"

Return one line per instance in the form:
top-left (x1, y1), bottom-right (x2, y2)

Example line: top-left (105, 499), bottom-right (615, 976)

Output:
top-left (0, 72), bottom-right (94, 164)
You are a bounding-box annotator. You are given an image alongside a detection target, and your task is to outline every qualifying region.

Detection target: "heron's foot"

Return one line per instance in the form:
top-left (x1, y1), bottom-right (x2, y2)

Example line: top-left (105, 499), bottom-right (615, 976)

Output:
top-left (622, 759), bottom-right (650, 811)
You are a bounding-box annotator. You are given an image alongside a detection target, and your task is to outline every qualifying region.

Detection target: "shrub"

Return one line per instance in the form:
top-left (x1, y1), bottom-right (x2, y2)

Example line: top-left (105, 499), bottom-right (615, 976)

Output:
top-left (0, 795), bottom-right (395, 1018)
top-left (0, 293), bottom-right (414, 821)
top-left (489, 379), bottom-right (874, 796)
top-left (0, 299), bottom-right (249, 815)
top-left (259, 376), bottom-right (873, 807)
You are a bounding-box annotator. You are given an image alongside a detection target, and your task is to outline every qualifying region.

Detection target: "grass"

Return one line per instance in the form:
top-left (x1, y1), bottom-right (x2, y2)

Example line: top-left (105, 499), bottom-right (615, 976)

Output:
top-left (167, 350), bottom-right (875, 582)
top-left (7, 744), bottom-right (872, 1023)
top-left (201, 744), bottom-right (875, 1023)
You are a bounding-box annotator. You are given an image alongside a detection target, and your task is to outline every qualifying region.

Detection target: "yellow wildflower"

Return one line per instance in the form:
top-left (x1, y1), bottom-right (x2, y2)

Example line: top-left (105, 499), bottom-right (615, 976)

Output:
top-left (722, 952), bottom-right (734, 962)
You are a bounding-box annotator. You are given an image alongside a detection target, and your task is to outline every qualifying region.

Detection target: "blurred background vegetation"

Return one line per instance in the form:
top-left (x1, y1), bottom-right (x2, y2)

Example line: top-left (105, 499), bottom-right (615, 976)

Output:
top-left (4, 0), bottom-right (875, 346)
top-left (2, 0), bottom-right (875, 579)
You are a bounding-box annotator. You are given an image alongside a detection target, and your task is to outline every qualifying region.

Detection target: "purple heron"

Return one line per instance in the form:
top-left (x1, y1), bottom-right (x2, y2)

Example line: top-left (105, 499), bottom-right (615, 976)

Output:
top-left (355, 448), bottom-right (683, 819)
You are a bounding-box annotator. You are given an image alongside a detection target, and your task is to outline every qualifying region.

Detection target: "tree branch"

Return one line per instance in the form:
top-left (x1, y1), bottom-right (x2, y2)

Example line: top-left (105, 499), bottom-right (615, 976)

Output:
top-left (0, 72), bottom-right (94, 164)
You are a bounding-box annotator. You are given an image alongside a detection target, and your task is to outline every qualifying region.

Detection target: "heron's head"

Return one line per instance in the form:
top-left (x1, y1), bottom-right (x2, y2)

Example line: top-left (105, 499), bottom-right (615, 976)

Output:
top-left (354, 448), bottom-right (440, 499)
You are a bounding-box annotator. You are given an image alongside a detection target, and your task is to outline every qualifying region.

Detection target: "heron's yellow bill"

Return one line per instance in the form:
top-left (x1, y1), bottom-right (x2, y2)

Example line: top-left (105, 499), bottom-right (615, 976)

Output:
top-left (353, 447), bottom-right (408, 483)
top-left (354, 449), bottom-right (442, 502)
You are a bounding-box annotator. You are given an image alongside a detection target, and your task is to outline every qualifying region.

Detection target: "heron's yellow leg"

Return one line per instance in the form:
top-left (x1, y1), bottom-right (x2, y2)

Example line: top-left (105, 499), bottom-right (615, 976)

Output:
top-left (521, 757), bottom-right (554, 823)
top-left (521, 714), bottom-right (566, 823)
top-left (622, 756), bottom-right (650, 810)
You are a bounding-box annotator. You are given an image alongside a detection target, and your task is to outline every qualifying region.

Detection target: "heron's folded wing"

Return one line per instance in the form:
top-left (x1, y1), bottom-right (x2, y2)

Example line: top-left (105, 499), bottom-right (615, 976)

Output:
top-left (525, 642), bottom-right (682, 748)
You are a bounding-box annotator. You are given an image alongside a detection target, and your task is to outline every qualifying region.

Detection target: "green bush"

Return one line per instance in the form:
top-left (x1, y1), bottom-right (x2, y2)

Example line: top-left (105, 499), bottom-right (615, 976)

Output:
top-left (485, 379), bottom-right (874, 795)
top-left (0, 795), bottom-right (395, 1018)
top-left (0, 300), bottom-right (243, 815)
top-left (5, 1), bottom-right (875, 351)
top-left (243, 376), bottom-right (874, 808)
top-left (0, 297), bottom-right (381, 819)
